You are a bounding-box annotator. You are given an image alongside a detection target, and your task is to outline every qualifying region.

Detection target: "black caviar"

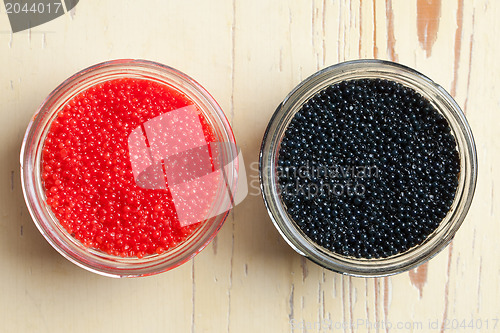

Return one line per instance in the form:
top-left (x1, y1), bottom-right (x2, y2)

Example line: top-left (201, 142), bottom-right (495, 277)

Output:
top-left (277, 79), bottom-right (460, 259)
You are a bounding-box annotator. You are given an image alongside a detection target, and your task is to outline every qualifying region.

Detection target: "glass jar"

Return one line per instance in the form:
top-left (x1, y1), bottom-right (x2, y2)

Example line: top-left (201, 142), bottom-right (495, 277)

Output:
top-left (21, 59), bottom-right (238, 277)
top-left (259, 60), bottom-right (477, 277)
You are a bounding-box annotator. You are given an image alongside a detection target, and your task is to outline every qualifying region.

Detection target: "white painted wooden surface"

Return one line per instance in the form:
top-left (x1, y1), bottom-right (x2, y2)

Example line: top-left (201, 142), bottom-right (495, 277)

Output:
top-left (1, 1), bottom-right (498, 332)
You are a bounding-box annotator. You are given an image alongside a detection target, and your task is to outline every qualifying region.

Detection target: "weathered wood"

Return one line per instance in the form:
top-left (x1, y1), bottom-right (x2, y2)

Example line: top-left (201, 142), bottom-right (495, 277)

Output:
top-left (0, 0), bottom-right (497, 331)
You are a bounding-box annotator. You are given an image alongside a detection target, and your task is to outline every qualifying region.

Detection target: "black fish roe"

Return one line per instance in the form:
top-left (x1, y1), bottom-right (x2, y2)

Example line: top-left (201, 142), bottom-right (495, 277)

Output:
top-left (277, 79), bottom-right (460, 259)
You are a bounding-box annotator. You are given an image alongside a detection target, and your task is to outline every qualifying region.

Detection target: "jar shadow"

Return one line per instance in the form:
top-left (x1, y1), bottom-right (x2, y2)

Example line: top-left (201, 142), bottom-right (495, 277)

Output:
top-left (2, 135), bottom-right (83, 277)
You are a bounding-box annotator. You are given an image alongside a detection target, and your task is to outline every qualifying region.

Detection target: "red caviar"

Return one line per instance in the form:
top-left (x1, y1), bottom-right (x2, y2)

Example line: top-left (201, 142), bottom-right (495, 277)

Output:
top-left (42, 78), bottom-right (217, 258)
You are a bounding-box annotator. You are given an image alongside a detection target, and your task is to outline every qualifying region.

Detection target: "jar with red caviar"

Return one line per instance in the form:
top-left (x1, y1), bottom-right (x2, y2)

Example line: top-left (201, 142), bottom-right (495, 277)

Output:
top-left (21, 60), bottom-right (238, 277)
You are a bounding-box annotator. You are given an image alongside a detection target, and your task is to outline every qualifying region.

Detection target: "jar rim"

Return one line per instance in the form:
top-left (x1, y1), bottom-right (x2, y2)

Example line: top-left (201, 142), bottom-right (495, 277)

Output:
top-left (21, 59), bottom-right (238, 277)
top-left (259, 59), bottom-right (477, 277)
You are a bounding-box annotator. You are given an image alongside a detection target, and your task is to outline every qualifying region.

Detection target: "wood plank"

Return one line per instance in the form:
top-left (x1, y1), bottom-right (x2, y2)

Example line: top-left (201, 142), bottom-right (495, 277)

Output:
top-left (0, 0), bottom-right (498, 331)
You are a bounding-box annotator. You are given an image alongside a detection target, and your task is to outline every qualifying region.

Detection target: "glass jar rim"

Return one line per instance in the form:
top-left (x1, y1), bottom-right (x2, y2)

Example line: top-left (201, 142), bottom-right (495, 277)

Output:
top-left (21, 59), bottom-right (238, 277)
top-left (259, 59), bottom-right (478, 277)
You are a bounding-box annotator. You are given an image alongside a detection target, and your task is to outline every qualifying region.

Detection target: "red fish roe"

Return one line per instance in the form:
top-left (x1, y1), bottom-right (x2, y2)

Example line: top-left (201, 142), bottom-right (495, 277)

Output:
top-left (41, 78), bottom-right (218, 258)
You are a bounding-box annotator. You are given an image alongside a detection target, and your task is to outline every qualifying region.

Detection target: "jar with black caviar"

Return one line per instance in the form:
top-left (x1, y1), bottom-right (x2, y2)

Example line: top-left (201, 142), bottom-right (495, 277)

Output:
top-left (259, 60), bottom-right (477, 277)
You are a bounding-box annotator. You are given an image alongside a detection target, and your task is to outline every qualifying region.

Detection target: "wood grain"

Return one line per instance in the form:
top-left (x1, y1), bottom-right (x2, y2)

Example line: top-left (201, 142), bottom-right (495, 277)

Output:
top-left (417, 0), bottom-right (442, 57)
top-left (0, 0), bottom-right (498, 332)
